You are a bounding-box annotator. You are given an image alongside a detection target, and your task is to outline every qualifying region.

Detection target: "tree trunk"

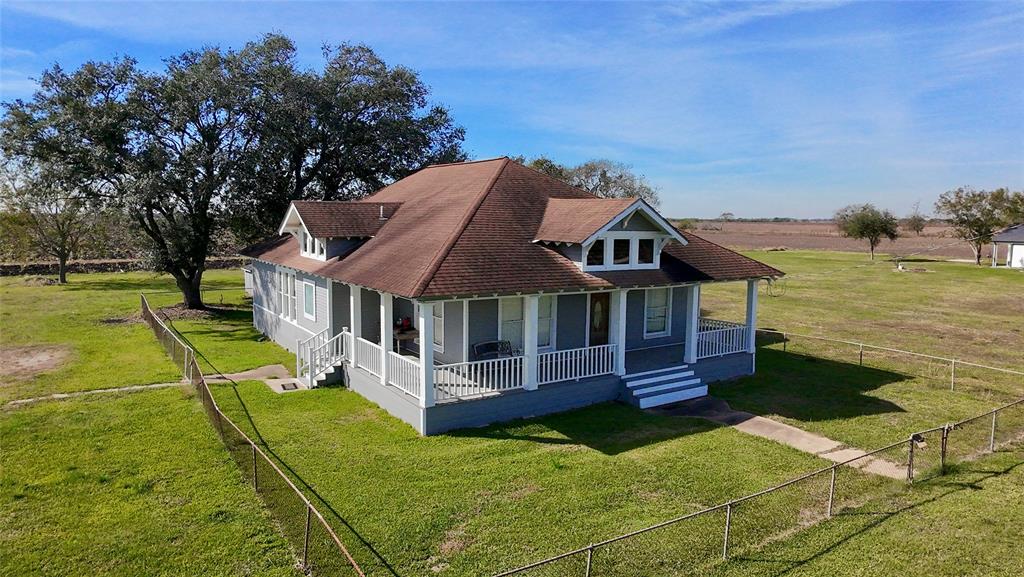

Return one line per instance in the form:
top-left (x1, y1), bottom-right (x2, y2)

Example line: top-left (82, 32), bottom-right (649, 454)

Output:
top-left (57, 254), bottom-right (68, 284)
top-left (971, 243), bottom-right (982, 266)
top-left (173, 270), bottom-right (205, 309)
top-left (869, 245), bottom-right (875, 261)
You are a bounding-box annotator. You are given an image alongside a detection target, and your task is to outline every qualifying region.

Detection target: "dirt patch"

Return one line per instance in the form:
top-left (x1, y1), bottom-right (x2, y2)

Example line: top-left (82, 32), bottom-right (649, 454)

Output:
top-left (101, 313), bottom-right (143, 325)
top-left (152, 303), bottom-right (247, 321)
top-left (0, 345), bottom-right (72, 381)
top-left (21, 276), bottom-right (59, 286)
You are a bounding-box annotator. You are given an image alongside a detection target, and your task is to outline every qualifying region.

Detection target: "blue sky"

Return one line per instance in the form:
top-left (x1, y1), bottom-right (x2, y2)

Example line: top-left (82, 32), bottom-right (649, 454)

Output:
top-left (2, 1), bottom-right (1022, 218)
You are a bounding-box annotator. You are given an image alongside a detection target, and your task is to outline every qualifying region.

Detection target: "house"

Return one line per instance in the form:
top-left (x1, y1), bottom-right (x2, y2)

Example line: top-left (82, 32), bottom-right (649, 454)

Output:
top-left (242, 157), bottom-right (783, 434)
top-left (991, 224), bottom-right (1024, 268)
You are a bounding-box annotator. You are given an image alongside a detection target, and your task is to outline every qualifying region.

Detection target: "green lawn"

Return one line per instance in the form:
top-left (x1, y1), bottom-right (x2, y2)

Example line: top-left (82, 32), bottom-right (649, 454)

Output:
top-left (0, 269), bottom-right (293, 403)
top-left (0, 385), bottom-right (299, 577)
top-left (212, 380), bottom-right (850, 576)
top-left (701, 251), bottom-right (1024, 449)
top-left (708, 445), bottom-right (1024, 577)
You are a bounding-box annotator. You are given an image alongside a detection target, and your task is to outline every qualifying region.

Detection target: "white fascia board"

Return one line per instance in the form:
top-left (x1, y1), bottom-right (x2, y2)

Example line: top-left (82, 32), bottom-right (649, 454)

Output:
top-left (579, 199), bottom-right (687, 247)
top-left (277, 203), bottom-right (310, 237)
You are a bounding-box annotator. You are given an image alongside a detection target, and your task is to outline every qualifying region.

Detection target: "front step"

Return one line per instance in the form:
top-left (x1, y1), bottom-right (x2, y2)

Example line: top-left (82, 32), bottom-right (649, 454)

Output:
top-left (623, 365), bottom-right (706, 409)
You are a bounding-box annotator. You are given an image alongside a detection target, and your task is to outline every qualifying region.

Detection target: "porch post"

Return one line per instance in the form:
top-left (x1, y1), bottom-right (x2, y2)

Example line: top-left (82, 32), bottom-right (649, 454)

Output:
top-left (745, 279), bottom-right (758, 353)
top-left (523, 294), bottom-right (539, 390)
top-left (684, 284), bottom-right (700, 364)
top-left (379, 292), bottom-right (393, 385)
top-left (611, 289), bottom-right (628, 376)
top-left (418, 302), bottom-right (435, 408)
top-left (349, 285), bottom-right (362, 366)
top-left (991, 242), bottom-right (998, 267)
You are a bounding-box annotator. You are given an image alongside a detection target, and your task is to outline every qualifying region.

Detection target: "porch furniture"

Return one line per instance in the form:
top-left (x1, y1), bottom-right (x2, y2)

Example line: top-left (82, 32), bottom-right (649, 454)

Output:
top-left (393, 328), bottom-right (419, 353)
top-left (473, 340), bottom-right (515, 361)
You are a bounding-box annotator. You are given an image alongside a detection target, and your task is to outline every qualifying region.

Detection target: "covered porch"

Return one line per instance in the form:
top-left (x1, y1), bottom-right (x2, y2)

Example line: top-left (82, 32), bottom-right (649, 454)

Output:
top-left (297, 279), bottom-right (760, 409)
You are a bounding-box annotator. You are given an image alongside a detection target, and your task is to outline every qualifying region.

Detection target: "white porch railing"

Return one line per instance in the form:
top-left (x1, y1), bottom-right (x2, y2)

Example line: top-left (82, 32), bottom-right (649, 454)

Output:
top-left (297, 327), bottom-right (330, 378)
top-left (386, 351), bottom-right (422, 398)
top-left (537, 344), bottom-right (616, 385)
top-left (304, 331), bottom-right (348, 387)
top-left (433, 356), bottom-right (525, 402)
top-left (355, 336), bottom-right (383, 377)
top-left (697, 318), bottom-right (748, 359)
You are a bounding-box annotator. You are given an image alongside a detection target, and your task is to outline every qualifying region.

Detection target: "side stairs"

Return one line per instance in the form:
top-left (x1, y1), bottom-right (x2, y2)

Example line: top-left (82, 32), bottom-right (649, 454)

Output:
top-left (622, 365), bottom-right (706, 409)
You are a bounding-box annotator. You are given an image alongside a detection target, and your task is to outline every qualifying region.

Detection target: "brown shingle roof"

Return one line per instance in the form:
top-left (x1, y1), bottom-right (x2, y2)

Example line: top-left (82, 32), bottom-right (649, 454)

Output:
top-left (291, 201), bottom-right (401, 238)
top-left (243, 157), bottom-right (783, 298)
top-left (534, 198), bottom-right (637, 243)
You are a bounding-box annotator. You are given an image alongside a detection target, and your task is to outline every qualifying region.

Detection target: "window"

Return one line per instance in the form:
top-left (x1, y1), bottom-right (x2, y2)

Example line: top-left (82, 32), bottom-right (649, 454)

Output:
top-left (586, 239), bottom-right (605, 266)
top-left (303, 281), bottom-right (316, 320)
top-left (644, 288), bottom-right (671, 337)
top-left (538, 295), bottom-right (555, 349)
top-left (432, 303), bottom-right (444, 351)
top-left (316, 239), bottom-right (325, 257)
top-left (638, 238), bottom-right (655, 264)
top-left (278, 270), bottom-right (296, 321)
top-left (613, 238), bottom-right (631, 264)
top-left (499, 297), bottom-right (524, 352)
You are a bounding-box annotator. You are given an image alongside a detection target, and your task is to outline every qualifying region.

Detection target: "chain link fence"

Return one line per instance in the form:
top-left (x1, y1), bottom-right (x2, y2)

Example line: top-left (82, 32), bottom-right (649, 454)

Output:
top-left (493, 339), bottom-right (1023, 577)
top-left (756, 329), bottom-right (1024, 399)
top-left (140, 294), bottom-right (365, 576)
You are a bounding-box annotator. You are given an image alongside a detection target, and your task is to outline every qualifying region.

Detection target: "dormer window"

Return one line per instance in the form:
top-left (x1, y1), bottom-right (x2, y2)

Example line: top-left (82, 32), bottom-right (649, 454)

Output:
top-left (638, 238), bottom-right (654, 264)
top-left (298, 229), bottom-right (327, 260)
top-left (586, 239), bottom-right (604, 266)
top-left (613, 239), bottom-right (630, 265)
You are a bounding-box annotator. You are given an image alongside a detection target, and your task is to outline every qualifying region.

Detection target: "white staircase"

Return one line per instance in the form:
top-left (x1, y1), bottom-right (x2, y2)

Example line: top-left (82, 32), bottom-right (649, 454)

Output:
top-left (623, 365), bottom-right (706, 409)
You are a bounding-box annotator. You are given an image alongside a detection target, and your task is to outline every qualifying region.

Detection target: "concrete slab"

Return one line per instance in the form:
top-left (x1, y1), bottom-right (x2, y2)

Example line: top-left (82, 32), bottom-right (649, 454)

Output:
top-left (205, 364), bottom-right (291, 383)
top-left (263, 378), bottom-right (309, 394)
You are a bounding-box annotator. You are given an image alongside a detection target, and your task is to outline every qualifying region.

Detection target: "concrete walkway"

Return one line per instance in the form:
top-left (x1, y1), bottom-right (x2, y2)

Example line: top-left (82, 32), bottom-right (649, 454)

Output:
top-left (5, 381), bottom-right (185, 407)
top-left (653, 397), bottom-right (906, 480)
top-left (203, 364), bottom-right (306, 394)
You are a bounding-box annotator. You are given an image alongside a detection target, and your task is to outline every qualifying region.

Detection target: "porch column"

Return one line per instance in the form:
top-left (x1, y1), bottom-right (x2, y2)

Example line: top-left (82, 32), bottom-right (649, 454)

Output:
top-left (379, 292), bottom-right (393, 386)
top-left (523, 294), bottom-right (539, 390)
top-left (611, 289), bottom-right (628, 376)
top-left (683, 284), bottom-right (700, 364)
top-left (349, 285), bottom-right (362, 366)
top-left (745, 279), bottom-right (759, 353)
top-left (991, 243), bottom-right (998, 267)
top-left (418, 302), bottom-right (435, 408)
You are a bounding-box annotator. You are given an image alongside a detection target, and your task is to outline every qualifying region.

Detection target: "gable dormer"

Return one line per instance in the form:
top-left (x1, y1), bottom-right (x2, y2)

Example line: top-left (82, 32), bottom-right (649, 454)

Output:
top-left (534, 198), bottom-right (685, 272)
top-left (278, 201), bottom-right (402, 262)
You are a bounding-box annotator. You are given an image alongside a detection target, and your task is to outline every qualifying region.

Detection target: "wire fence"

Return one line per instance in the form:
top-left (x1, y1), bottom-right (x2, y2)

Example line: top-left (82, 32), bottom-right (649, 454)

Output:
top-left (140, 294), bottom-right (365, 577)
top-left (756, 328), bottom-right (1024, 399)
top-left (493, 345), bottom-right (1024, 577)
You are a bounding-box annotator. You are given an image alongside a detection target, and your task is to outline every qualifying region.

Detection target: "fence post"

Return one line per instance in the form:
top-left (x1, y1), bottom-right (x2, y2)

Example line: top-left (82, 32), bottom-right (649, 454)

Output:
top-left (303, 504), bottom-right (312, 569)
top-left (940, 425), bottom-right (949, 474)
top-left (585, 543), bottom-right (594, 577)
top-left (252, 443), bottom-right (259, 491)
top-left (827, 466), bottom-right (837, 518)
top-left (722, 502), bottom-right (733, 560)
top-left (907, 437), bottom-right (915, 483)
top-left (950, 359), bottom-right (956, 391)
top-left (990, 411), bottom-right (997, 452)
top-left (858, 343), bottom-right (863, 366)
top-left (782, 333), bottom-right (786, 352)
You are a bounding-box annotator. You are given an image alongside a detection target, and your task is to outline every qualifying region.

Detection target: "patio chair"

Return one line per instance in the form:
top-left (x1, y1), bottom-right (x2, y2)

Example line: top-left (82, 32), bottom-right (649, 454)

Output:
top-left (472, 340), bottom-right (515, 361)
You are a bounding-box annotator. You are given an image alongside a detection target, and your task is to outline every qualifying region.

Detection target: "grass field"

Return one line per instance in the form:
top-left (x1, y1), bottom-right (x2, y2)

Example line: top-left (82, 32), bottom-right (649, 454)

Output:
top-left (701, 250), bottom-right (1024, 450)
top-left (0, 270), bottom-right (293, 403)
top-left (0, 386), bottom-right (299, 577)
top-left (2, 251), bottom-right (1021, 577)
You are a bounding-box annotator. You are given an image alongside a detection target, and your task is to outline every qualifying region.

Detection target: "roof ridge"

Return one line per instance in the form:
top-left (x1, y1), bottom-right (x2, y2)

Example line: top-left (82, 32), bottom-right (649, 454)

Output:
top-left (410, 157), bottom-right (511, 297)
top-left (426, 156), bottom-right (508, 169)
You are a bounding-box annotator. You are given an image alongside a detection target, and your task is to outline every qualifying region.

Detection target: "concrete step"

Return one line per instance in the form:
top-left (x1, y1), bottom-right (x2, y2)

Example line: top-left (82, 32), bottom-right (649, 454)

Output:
top-left (623, 365), bottom-right (690, 381)
top-left (632, 377), bottom-right (703, 397)
top-left (637, 385), bottom-right (709, 409)
top-left (625, 370), bottom-right (695, 388)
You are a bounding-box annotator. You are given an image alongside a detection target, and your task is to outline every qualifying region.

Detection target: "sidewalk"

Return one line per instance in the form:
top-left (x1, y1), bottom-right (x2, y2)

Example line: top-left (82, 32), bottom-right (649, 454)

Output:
top-left (653, 397), bottom-right (905, 479)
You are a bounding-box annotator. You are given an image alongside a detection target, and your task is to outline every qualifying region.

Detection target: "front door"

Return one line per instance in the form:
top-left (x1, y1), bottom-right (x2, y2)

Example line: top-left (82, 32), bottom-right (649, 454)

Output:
top-left (589, 293), bottom-right (610, 346)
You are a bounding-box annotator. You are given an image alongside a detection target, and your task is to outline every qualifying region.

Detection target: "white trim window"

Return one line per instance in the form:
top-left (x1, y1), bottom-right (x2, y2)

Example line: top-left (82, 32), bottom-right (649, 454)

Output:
top-left (644, 288), bottom-right (671, 338)
top-left (499, 297), bottom-right (524, 353)
top-left (432, 303), bottom-right (444, 352)
top-left (278, 270), bottom-right (297, 321)
top-left (302, 280), bottom-right (316, 321)
top-left (538, 295), bottom-right (556, 350)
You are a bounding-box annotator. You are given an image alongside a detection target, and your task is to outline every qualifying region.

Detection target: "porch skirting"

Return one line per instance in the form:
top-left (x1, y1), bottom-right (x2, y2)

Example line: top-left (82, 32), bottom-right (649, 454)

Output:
top-left (341, 351), bottom-right (754, 436)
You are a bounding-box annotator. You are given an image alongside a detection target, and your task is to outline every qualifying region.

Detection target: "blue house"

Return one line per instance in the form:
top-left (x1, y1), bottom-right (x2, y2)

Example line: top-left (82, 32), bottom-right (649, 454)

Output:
top-left (243, 157), bottom-right (782, 434)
